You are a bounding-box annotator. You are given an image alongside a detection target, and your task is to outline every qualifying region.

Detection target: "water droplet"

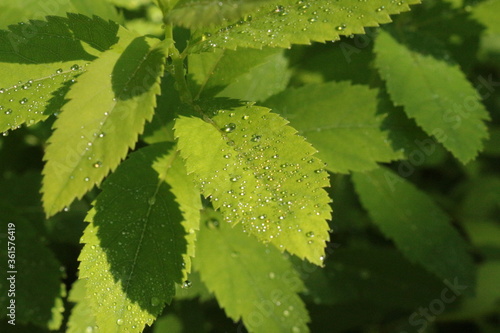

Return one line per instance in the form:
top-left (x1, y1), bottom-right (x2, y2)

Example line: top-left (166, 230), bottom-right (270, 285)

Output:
top-left (56, 68), bottom-right (63, 74)
top-left (0, 88), bottom-right (4, 93)
top-left (251, 134), bottom-right (261, 142)
top-left (375, 6), bottom-right (385, 12)
top-left (226, 140), bottom-right (235, 146)
top-left (150, 297), bottom-right (160, 306)
top-left (4, 109), bottom-right (12, 115)
top-left (71, 64), bottom-right (80, 71)
top-left (63, 206), bottom-right (70, 212)
top-left (182, 280), bottom-right (192, 289)
top-left (93, 161), bottom-right (102, 168)
top-left (84, 177), bottom-right (90, 182)
top-left (306, 231), bottom-right (314, 238)
top-left (2, 131), bottom-right (9, 137)
top-left (98, 132), bottom-right (105, 138)
top-left (222, 123), bottom-right (237, 133)
top-left (269, 272), bottom-right (276, 279)
top-left (116, 318), bottom-right (124, 325)
top-left (336, 24), bottom-right (346, 31)
top-left (19, 98), bottom-right (28, 105)
top-left (148, 196), bottom-right (156, 205)
top-left (283, 309), bottom-right (290, 317)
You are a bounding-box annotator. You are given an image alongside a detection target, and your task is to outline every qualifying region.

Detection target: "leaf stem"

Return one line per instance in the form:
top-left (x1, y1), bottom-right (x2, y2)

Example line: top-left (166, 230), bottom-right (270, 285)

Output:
top-left (168, 37), bottom-right (217, 126)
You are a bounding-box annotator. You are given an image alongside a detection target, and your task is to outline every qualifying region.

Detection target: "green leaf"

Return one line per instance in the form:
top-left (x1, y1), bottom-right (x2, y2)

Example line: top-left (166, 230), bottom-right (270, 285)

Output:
top-left (42, 31), bottom-right (168, 216)
top-left (166, 0), bottom-right (269, 29)
top-left (78, 143), bottom-right (187, 333)
top-left (194, 209), bottom-right (309, 332)
top-left (188, 47), bottom-right (288, 100)
top-left (174, 270), bottom-right (212, 301)
top-left (174, 105), bottom-right (331, 265)
top-left (110, 0), bottom-right (152, 10)
top-left (473, 0), bottom-right (500, 35)
top-left (264, 81), bottom-right (402, 173)
top-left (153, 314), bottom-right (183, 333)
top-left (0, 219), bottom-right (65, 330)
top-left (67, 279), bottom-right (97, 333)
top-left (189, 47), bottom-right (291, 102)
top-left (352, 166), bottom-right (476, 292)
top-left (0, 14), bottom-right (121, 134)
top-left (159, 147), bottom-right (202, 277)
top-left (442, 262), bottom-right (500, 320)
top-left (374, 28), bottom-right (490, 163)
top-left (0, 0), bottom-right (121, 29)
top-left (189, 0), bottom-right (421, 52)
top-left (142, 73), bottom-right (179, 144)
top-left (304, 246), bottom-right (445, 308)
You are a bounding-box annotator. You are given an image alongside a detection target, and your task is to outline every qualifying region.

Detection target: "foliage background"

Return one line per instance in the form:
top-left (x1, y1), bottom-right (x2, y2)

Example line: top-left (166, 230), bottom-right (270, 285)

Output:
top-left (0, 0), bottom-right (499, 332)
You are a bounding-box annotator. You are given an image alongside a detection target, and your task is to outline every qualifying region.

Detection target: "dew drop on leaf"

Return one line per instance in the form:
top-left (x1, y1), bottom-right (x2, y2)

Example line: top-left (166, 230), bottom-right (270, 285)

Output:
top-left (56, 68), bottom-right (63, 74)
top-left (71, 64), bottom-right (80, 71)
top-left (222, 123), bottom-right (237, 133)
top-left (251, 134), bottom-right (262, 142)
top-left (116, 319), bottom-right (124, 325)
top-left (181, 280), bottom-right (192, 289)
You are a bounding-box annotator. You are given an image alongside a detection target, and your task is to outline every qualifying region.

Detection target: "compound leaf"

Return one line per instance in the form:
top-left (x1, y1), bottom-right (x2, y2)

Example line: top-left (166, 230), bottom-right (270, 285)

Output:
top-left (174, 105), bottom-right (331, 265)
top-left (189, 0), bottom-right (421, 52)
top-left (78, 143), bottom-right (187, 333)
top-left (352, 166), bottom-right (476, 292)
top-left (374, 28), bottom-right (489, 163)
top-left (195, 209), bottom-right (309, 332)
top-left (42, 31), bottom-right (168, 217)
top-left (265, 81), bottom-right (402, 173)
top-left (0, 14), bottom-right (121, 134)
